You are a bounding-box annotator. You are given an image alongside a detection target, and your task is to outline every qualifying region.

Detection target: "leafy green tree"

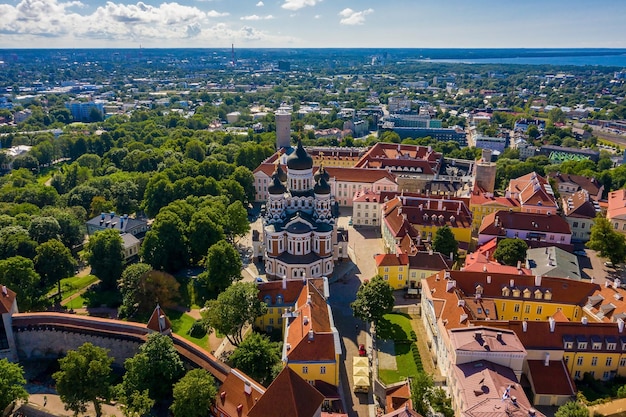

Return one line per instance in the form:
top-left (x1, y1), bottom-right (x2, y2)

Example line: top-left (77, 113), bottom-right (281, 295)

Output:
top-left (200, 282), bottom-right (267, 346)
top-left (223, 201), bottom-right (250, 243)
top-left (140, 211), bottom-right (188, 272)
top-left (28, 216), bottom-right (61, 244)
top-left (117, 389), bottom-right (154, 417)
top-left (429, 387), bottom-right (454, 417)
top-left (0, 358), bottom-right (28, 413)
top-left (351, 275), bottom-right (394, 326)
top-left (118, 268), bottom-right (180, 319)
top-left (184, 140), bottom-right (206, 162)
top-left (198, 240), bottom-right (242, 296)
top-left (410, 370), bottom-right (434, 417)
top-left (0, 256), bottom-right (40, 310)
top-left (555, 401), bottom-right (589, 417)
top-left (587, 215), bottom-right (626, 265)
top-left (432, 225), bottom-right (458, 261)
top-left (0, 225), bottom-right (38, 260)
top-left (42, 207), bottom-right (85, 249)
top-left (119, 333), bottom-right (185, 401)
top-left (170, 369), bottom-right (217, 417)
top-left (34, 239), bottom-right (77, 295)
top-left (53, 342), bottom-right (114, 417)
top-left (493, 238), bottom-right (528, 266)
top-left (187, 208), bottom-right (225, 264)
top-left (229, 333), bottom-right (281, 386)
top-left (86, 228), bottom-right (124, 289)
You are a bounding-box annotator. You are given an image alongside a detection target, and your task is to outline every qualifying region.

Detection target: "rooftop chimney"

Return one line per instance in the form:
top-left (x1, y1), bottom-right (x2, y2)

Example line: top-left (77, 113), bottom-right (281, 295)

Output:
top-left (544, 352), bottom-right (550, 366)
top-left (535, 275), bottom-right (542, 287)
top-left (582, 317), bottom-right (588, 325)
top-left (244, 382), bottom-right (252, 395)
top-left (619, 318), bottom-right (625, 333)
top-left (549, 317), bottom-right (555, 332)
top-left (522, 320), bottom-right (528, 332)
top-left (446, 280), bottom-right (456, 292)
top-left (282, 276), bottom-right (287, 290)
top-left (308, 329), bottom-right (314, 341)
top-left (486, 275), bottom-right (491, 284)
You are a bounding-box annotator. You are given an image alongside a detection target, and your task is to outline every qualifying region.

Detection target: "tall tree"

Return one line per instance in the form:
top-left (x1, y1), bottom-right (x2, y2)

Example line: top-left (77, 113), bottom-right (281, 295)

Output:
top-left (198, 240), bottom-right (242, 295)
top-left (223, 201), bottom-right (250, 244)
top-left (0, 256), bottom-right (41, 310)
top-left (117, 389), bottom-right (154, 417)
top-left (351, 275), bottom-right (394, 326)
top-left (200, 282), bottom-right (267, 346)
top-left (140, 211), bottom-right (188, 272)
top-left (493, 238), bottom-right (528, 266)
top-left (53, 343), bottom-right (114, 417)
top-left (119, 333), bottom-right (185, 401)
top-left (432, 225), bottom-right (458, 261)
top-left (555, 401), bottom-right (589, 417)
top-left (118, 263), bottom-right (152, 319)
top-left (170, 369), bottom-right (217, 417)
top-left (28, 216), bottom-right (61, 244)
top-left (118, 267), bottom-right (180, 319)
top-left (34, 239), bottom-right (77, 296)
top-left (0, 358), bottom-right (28, 413)
top-left (187, 209), bottom-right (224, 264)
top-left (86, 228), bottom-right (124, 289)
top-left (229, 332), bottom-right (281, 386)
top-left (587, 215), bottom-right (626, 265)
top-left (410, 370), bottom-right (434, 417)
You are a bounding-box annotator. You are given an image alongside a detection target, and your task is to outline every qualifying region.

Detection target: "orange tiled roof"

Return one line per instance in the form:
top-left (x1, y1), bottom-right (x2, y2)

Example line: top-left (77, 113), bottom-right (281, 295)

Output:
top-left (214, 370), bottom-right (266, 417)
top-left (248, 367), bottom-right (324, 417)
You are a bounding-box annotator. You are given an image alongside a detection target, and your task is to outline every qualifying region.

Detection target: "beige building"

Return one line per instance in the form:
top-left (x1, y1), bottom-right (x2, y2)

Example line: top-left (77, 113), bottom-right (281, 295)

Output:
top-left (607, 189), bottom-right (626, 234)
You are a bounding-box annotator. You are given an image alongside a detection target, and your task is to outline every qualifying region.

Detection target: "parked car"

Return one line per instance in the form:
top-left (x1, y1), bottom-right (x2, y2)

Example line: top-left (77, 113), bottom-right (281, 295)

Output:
top-left (605, 261), bottom-right (614, 268)
top-left (358, 344), bottom-right (366, 357)
top-left (348, 217), bottom-right (353, 226)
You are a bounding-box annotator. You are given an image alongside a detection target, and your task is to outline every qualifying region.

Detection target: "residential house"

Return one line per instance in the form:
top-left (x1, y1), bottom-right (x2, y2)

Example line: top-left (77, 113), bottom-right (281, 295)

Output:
top-left (469, 184), bottom-right (520, 232)
top-left (562, 190), bottom-right (601, 242)
top-left (526, 246), bottom-right (582, 280)
top-left (478, 210), bottom-right (572, 246)
top-left (86, 212), bottom-right (149, 238)
top-left (381, 195), bottom-right (472, 255)
top-left (507, 172), bottom-right (558, 215)
top-left (352, 189), bottom-right (382, 226)
top-left (607, 189), bottom-right (626, 235)
top-left (374, 251), bottom-right (452, 291)
top-left (548, 172), bottom-right (604, 201)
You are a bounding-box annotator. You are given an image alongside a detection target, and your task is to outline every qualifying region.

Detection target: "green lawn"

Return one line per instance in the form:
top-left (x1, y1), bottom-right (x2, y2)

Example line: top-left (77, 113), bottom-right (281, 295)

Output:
top-left (166, 309), bottom-right (209, 348)
top-left (50, 274), bottom-right (98, 301)
top-left (377, 313), bottom-right (419, 385)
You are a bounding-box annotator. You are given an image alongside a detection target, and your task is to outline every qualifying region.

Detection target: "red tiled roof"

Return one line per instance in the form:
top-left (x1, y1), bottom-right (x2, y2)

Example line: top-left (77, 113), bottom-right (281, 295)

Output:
top-left (376, 253), bottom-right (409, 267)
top-left (256, 279), bottom-right (312, 306)
top-left (0, 284), bottom-right (16, 314)
top-left (479, 210), bottom-right (571, 236)
top-left (527, 360), bottom-right (576, 396)
top-left (548, 172), bottom-right (603, 199)
top-left (563, 190), bottom-right (599, 218)
top-left (215, 370), bottom-right (266, 417)
top-left (608, 189), bottom-right (626, 220)
top-left (385, 382), bottom-right (412, 412)
top-left (146, 305), bottom-right (172, 333)
top-left (248, 367), bottom-right (324, 417)
top-left (325, 166), bottom-right (397, 183)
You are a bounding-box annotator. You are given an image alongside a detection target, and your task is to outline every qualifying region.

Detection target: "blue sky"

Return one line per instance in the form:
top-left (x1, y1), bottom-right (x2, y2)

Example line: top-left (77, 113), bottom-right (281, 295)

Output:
top-left (1, 0), bottom-right (625, 48)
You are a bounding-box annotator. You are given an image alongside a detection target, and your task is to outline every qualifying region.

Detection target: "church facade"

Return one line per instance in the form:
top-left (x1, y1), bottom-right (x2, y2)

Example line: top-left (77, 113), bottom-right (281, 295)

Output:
top-left (260, 141), bottom-right (347, 280)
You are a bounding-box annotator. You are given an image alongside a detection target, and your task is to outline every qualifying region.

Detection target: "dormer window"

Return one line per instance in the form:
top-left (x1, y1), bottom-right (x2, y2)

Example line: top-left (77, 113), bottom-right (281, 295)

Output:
top-left (544, 290), bottom-right (552, 300)
top-left (512, 289), bottom-right (521, 297)
top-left (276, 295), bottom-right (283, 305)
top-left (564, 341), bottom-right (573, 349)
top-left (592, 342), bottom-right (602, 350)
top-left (523, 288), bottom-right (531, 298)
top-left (264, 295), bottom-right (272, 305)
top-left (502, 287), bottom-right (510, 297)
top-left (475, 285), bottom-right (484, 295)
top-left (578, 341), bottom-right (588, 350)
top-left (534, 289), bottom-right (542, 299)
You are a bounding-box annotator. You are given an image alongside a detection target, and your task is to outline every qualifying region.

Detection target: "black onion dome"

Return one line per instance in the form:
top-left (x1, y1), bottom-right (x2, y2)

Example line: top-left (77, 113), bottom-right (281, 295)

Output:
top-left (286, 139), bottom-right (313, 170)
top-left (276, 164), bottom-right (287, 182)
top-left (314, 165), bottom-right (330, 182)
top-left (268, 175), bottom-right (287, 194)
top-left (314, 177), bottom-right (331, 195)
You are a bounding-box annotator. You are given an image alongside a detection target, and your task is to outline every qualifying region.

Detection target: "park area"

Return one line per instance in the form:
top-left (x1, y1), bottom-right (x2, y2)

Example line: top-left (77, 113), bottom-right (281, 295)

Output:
top-left (376, 313), bottom-right (424, 385)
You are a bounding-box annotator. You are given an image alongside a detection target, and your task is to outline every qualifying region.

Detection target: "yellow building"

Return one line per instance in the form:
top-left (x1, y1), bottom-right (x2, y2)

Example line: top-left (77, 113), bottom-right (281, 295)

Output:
top-left (375, 251), bottom-right (452, 291)
top-left (469, 184), bottom-right (520, 232)
top-left (255, 278), bottom-right (341, 387)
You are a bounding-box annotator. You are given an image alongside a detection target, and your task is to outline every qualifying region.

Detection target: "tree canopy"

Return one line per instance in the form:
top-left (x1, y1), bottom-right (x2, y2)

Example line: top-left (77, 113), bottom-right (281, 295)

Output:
top-left (229, 332), bottom-right (282, 386)
top-left (432, 225), bottom-right (458, 261)
top-left (170, 369), bottom-right (218, 417)
top-left (197, 240), bottom-right (242, 297)
top-left (200, 281), bottom-right (267, 346)
top-left (351, 275), bottom-right (394, 326)
top-left (0, 358), bottom-right (28, 413)
top-left (53, 342), bottom-right (114, 417)
top-left (493, 238), bottom-right (528, 266)
top-left (86, 228), bottom-right (124, 289)
top-left (555, 401), bottom-right (589, 417)
top-left (587, 215), bottom-right (626, 265)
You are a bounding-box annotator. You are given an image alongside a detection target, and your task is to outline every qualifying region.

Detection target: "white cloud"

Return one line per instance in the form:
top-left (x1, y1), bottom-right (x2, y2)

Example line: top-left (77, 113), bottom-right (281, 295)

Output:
top-left (338, 8), bottom-right (373, 25)
top-left (314, 14), bottom-right (320, 19)
top-left (240, 14), bottom-right (274, 21)
top-left (256, 1), bottom-right (264, 6)
top-left (206, 10), bottom-right (229, 17)
top-left (281, 0), bottom-right (321, 11)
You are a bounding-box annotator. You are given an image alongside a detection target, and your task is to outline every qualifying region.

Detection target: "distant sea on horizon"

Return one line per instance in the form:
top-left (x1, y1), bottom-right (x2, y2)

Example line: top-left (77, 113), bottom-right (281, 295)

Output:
top-left (419, 54), bottom-right (626, 67)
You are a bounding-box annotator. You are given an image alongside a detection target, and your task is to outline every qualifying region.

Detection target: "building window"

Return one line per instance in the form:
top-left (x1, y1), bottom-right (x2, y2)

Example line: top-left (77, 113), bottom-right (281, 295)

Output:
top-left (591, 357), bottom-right (598, 366)
top-left (384, 275), bottom-right (389, 280)
top-left (384, 267), bottom-right (389, 273)
top-left (514, 304), bottom-right (520, 313)
top-left (620, 358), bottom-right (626, 367)
top-left (564, 356), bottom-right (569, 364)
top-left (398, 274), bottom-right (403, 280)
top-left (303, 366), bottom-right (308, 374)
top-left (525, 305), bottom-right (530, 314)
top-left (536, 306), bottom-right (542, 315)
top-left (320, 366), bottom-right (326, 374)
top-left (575, 371), bottom-right (581, 379)
top-left (603, 371), bottom-right (611, 380)
top-left (501, 303), bottom-right (506, 311)
top-left (577, 357), bottom-right (584, 366)
top-left (606, 357), bottom-right (613, 367)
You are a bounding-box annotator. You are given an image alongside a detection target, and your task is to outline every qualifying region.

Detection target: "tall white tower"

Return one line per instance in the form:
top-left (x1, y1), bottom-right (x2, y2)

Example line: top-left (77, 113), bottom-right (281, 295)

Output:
top-left (275, 111), bottom-right (292, 149)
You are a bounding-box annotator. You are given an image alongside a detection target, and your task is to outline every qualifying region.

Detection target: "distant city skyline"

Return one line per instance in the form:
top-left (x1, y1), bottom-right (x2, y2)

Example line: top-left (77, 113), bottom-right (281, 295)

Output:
top-left (1, 0), bottom-right (626, 49)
